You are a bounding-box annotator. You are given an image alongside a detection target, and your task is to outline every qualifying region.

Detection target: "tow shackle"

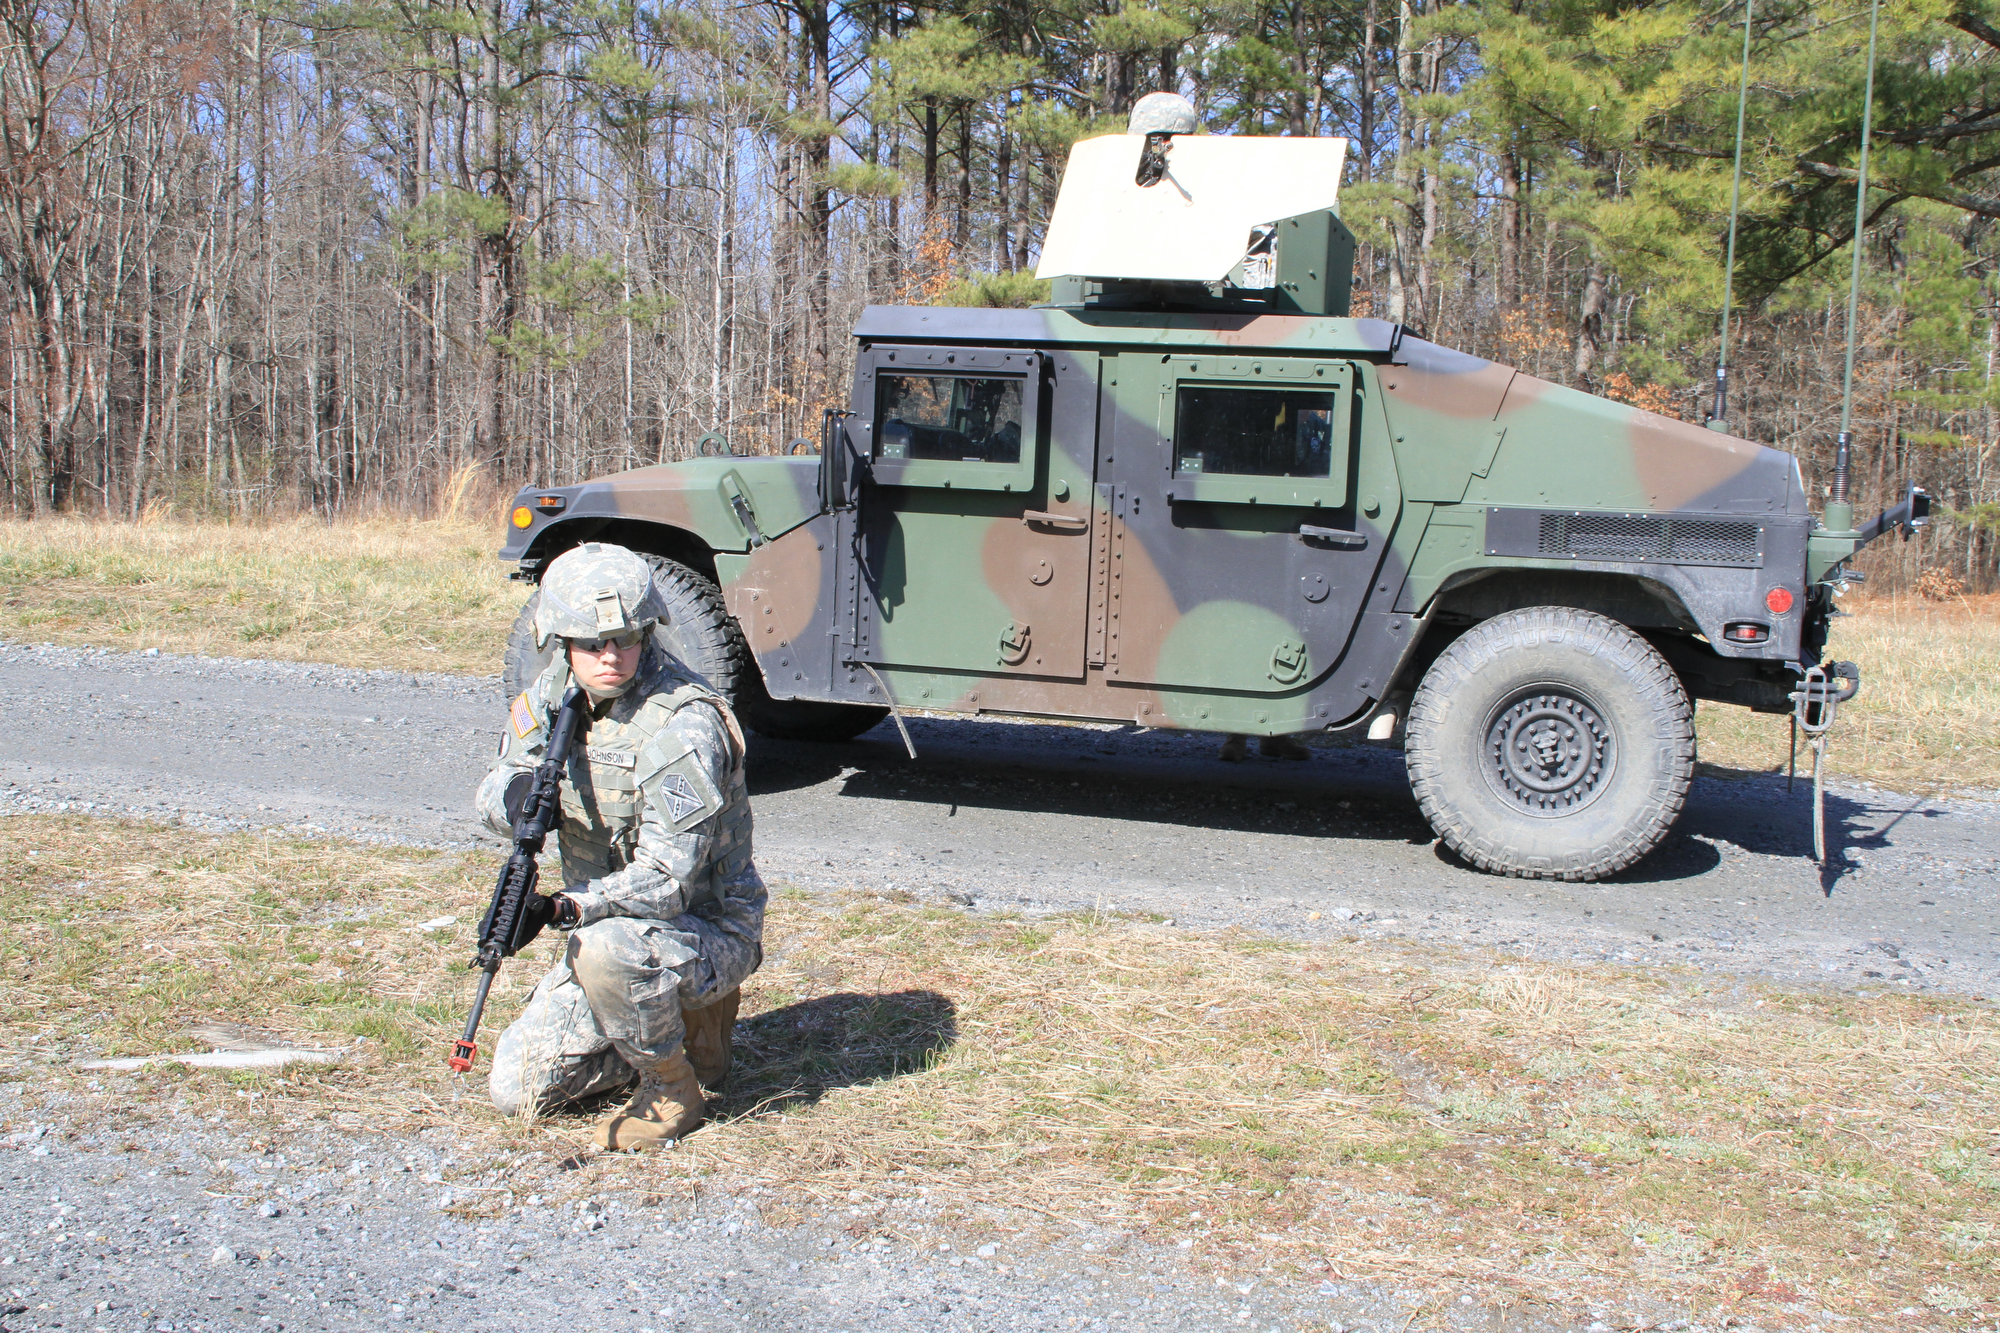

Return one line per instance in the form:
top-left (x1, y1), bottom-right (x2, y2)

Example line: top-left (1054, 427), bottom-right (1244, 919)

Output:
top-left (1791, 661), bottom-right (1859, 736)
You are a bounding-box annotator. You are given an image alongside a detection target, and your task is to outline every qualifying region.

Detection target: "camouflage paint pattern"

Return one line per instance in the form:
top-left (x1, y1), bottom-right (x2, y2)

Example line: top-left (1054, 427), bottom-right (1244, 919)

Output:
top-left (502, 305), bottom-right (1867, 738)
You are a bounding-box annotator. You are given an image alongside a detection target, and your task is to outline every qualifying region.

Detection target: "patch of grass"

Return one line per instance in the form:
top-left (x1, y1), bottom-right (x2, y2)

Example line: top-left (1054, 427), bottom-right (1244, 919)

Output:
top-left (3, 814), bottom-right (1996, 1325)
top-left (1694, 591), bottom-right (2000, 792)
top-left (0, 517), bottom-right (518, 674)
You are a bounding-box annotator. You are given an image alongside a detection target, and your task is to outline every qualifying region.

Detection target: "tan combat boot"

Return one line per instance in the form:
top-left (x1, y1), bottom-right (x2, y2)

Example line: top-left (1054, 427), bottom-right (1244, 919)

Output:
top-left (684, 987), bottom-right (741, 1090)
top-left (1217, 734), bottom-right (1250, 763)
top-left (592, 1048), bottom-right (706, 1151)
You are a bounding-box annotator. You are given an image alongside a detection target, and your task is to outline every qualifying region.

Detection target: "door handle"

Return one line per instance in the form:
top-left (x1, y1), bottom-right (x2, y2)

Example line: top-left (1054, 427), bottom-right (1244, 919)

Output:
top-left (1022, 510), bottom-right (1088, 531)
top-left (1299, 524), bottom-right (1366, 549)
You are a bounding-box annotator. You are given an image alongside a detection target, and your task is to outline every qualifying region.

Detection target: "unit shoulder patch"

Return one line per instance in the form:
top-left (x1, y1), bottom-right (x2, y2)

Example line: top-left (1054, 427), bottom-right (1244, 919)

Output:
top-left (510, 692), bottom-right (541, 739)
top-left (641, 747), bottom-right (723, 832)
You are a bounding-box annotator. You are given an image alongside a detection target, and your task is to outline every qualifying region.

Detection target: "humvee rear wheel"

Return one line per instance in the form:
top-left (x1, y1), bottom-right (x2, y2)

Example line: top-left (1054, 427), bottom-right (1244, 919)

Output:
top-left (1405, 607), bottom-right (1694, 881)
top-left (502, 554), bottom-right (751, 704)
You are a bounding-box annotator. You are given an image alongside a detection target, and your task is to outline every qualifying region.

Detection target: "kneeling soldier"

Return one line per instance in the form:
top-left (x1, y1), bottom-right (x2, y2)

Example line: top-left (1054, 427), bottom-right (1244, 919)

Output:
top-left (476, 542), bottom-right (763, 1149)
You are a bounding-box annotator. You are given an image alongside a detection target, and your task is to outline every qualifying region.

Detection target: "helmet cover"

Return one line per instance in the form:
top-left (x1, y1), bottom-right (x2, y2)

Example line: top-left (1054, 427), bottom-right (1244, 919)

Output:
top-left (1128, 92), bottom-right (1198, 137)
top-left (534, 542), bottom-right (669, 649)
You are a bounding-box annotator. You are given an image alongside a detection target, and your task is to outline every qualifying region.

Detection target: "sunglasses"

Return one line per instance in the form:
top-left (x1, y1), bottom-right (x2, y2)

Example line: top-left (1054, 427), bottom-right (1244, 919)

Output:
top-left (569, 629), bottom-right (646, 653)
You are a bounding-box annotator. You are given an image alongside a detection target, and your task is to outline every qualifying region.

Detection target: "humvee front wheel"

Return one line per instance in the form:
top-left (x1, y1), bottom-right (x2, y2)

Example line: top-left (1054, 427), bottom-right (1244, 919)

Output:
top-left (1405, 607), bottom-right (1694, 881)
top-left (501, 555), bottom-right (888, 744)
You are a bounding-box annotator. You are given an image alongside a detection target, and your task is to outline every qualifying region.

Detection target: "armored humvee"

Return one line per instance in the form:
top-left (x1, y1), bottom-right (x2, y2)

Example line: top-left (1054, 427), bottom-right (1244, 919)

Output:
top-left (497, 100), bottom-right (1925, 881)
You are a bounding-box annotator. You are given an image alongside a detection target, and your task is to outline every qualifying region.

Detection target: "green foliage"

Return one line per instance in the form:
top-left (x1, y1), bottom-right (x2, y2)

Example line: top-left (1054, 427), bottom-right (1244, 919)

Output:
top-left (1949, 502), bottom-right (2000, 536)
top-left (1090, 5), bottom-right (1193, 56)
top-left (930, 270), bottom-right (1051, 308)
top-left (493, 248), bottom-right (669, 369)
top-left (822, 162), bottom-right (903, 200)
top-left (871, 17), bottom-right (1033, 113)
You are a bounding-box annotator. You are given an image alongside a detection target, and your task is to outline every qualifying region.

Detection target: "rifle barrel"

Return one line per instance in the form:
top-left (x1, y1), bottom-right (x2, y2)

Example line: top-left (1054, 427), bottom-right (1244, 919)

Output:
top-left (448, 969), bottom-right (496, 1073)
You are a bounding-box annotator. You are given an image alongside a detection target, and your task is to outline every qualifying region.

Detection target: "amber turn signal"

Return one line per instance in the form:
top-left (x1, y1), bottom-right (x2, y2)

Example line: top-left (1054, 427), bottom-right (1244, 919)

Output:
top-left (1765, 586), bottom-right (1794, 615)
top-left (511, 506), bottom-right (533, 528)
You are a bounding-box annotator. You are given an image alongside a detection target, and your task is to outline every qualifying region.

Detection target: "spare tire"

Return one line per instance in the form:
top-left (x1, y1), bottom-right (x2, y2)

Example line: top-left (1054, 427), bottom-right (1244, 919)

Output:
top-left (1404, 606), bottom-right (1694, 881)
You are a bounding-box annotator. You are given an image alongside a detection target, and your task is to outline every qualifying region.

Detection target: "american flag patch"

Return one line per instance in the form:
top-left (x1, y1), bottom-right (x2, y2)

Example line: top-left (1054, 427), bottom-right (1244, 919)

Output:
top-left (510, 693), bottom-right (540, 739)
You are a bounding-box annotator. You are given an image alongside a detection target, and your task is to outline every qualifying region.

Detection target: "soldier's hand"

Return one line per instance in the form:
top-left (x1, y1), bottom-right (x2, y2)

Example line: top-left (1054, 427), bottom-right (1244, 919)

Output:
top-left (510, 891), bottom-right (560, 951)
top-left (502, 772), bottom-right (535, 827)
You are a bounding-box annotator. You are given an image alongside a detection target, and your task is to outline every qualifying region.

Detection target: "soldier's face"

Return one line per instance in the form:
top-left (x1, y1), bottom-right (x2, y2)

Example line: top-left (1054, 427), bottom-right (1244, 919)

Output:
top-left (567, 636), bottom-right (642, 692)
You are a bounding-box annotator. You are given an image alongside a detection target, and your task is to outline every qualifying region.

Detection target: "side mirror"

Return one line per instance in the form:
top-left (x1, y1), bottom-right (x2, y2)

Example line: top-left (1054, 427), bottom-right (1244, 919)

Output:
top-left (1906, 483), bottom-right (1931, 537)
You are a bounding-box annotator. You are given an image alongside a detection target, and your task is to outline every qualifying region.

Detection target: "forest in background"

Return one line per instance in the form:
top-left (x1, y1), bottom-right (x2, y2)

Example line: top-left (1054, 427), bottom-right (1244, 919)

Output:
top-left (2, 0), bottom-right (1998, 587)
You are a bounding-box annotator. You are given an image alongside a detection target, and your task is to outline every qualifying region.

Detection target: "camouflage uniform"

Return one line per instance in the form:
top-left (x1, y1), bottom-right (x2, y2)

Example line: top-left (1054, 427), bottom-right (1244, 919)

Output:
top-left (477, 640), bottom-right (763, 1118)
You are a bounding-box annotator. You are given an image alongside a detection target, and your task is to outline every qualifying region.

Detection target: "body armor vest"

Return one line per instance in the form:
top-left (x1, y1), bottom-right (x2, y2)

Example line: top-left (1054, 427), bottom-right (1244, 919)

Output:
top-left (555, 676), bottom-right (755, 907)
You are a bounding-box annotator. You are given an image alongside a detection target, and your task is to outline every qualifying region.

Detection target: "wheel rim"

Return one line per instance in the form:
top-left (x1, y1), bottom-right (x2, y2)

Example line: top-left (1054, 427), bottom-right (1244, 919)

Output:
top-left (1482, 687), bottom-right (1616, 817)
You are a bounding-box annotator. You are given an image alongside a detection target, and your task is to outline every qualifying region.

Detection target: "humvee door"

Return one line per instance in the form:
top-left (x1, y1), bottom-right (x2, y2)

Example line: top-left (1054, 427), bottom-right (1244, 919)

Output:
top-left (1097, 353), bottom-right (1401, 698)
top-left (850, 346), bottom-right (1101, 681)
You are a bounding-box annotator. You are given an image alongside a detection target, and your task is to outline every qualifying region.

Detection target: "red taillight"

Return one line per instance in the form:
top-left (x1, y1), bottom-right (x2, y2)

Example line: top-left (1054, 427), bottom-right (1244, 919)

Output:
top-left (1723, 622), bottom-right (1771, 643)
top-left (1765, 587), bottom-right (1795, 615)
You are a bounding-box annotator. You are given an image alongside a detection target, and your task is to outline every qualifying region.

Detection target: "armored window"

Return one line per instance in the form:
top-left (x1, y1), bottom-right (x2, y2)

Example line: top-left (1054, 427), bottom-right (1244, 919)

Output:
top-left (876, 375), bottom-right (1024, 465)
top-left (1174, 386), bottom-right (1335, 480)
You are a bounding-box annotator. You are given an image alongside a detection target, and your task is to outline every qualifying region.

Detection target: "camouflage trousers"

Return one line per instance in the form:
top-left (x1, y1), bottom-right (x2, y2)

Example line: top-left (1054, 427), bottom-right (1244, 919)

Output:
top-left (488, 909), bottom-right (761, 1117)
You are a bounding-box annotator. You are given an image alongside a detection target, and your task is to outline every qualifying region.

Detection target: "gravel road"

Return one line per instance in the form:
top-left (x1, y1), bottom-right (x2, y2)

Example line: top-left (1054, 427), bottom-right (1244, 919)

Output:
top-left (1, 643), bottom-right (1994, 998)
top-left (0, 641), bottom-right (1994, 1333)
top-left (0, 1083), bottom-right (1692, 1333)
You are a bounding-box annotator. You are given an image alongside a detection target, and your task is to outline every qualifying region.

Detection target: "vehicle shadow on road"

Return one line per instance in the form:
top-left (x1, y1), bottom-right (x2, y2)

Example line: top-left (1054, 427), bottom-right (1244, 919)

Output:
top-left (1428, 832), bottom-right (1728, 883)
top-left (751, 714), bottom-right (1437, 846)
top-left (713, 988), bottom-right (959, 1121)
top-left (1678, 772), bottom-right (1946, 894)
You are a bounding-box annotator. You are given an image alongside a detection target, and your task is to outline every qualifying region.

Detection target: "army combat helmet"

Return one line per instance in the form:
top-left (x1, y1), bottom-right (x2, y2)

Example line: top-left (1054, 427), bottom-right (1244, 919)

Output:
top-left (534, 542), bottom-right (669, 650)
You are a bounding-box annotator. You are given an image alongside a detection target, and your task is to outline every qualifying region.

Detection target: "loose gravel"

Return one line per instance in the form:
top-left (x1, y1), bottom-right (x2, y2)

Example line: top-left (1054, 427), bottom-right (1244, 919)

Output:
top-left (1, 1081), bottom-right (1694, 1333)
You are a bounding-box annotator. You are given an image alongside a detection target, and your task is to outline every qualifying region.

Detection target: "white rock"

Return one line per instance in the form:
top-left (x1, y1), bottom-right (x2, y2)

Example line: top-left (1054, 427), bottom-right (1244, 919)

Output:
top-left (79, 1048), bottom-right (336, 1072)
top-left (210, 1245), bottom-right (236, 1265)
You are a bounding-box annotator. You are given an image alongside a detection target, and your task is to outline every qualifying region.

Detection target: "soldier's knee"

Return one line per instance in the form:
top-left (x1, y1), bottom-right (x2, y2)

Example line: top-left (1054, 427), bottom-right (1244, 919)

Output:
top-left (567, 921), bottom-right (634, 995)
top-left (487, 1032), bottom-right (531, 1117)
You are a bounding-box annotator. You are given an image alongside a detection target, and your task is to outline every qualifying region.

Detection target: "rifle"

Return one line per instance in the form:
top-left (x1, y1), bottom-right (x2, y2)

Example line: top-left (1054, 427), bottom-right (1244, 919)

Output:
top-left (447, 685), bottom-right (587, 1073)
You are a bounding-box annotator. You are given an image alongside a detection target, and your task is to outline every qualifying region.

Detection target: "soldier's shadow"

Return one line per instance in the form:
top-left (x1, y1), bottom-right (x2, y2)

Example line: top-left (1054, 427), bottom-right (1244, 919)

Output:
top-left (712, 989), bottom-right (958, 1120)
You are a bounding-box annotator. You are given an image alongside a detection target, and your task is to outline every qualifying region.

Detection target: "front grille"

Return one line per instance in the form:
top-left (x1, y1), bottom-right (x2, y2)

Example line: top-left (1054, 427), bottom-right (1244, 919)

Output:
top-left (1535, 513), bottom-right (1762, 567)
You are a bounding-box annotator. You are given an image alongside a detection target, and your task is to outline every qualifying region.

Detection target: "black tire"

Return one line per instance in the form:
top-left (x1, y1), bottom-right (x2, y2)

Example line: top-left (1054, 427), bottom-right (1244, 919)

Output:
top-left (1404, 607), bottom-right (1694, 881)
top-left (501, 554), bottom-right (889, 744)
top-left (502, 554), bottom-right (752, 704)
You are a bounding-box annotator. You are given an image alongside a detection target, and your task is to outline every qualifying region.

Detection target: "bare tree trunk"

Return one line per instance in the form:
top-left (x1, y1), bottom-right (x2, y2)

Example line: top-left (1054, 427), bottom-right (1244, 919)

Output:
top-left (1385, 0), bottom-right (1420, 326)
top-left (1573, 259), bottom-right (1607, 384)
top-left (1498, 147), bottom-right (1522, 310)
top-left (994, 112), bottom-right (1012, 272)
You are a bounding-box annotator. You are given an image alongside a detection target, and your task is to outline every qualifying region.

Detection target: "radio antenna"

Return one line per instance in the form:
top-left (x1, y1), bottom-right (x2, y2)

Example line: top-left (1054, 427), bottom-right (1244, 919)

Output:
top-left (1710, 0), bottom-right (1755, 430)
top-left (1829, 0), bottom-right (1883, 534)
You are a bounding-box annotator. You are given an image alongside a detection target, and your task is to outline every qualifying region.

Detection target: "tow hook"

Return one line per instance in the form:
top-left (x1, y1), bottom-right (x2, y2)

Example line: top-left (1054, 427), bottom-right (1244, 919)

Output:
top-left (1791, 661), bottom-right (1860, 864)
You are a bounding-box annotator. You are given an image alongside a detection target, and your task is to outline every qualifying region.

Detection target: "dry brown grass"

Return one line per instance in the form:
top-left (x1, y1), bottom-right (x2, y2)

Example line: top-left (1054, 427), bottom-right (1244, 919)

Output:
top-left (3, 814), bottom-right (1995, 1325)
top-left (0, 516), bottom-right (519, 675)
top-left (1696, 593), bottom-right (2000, 792)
